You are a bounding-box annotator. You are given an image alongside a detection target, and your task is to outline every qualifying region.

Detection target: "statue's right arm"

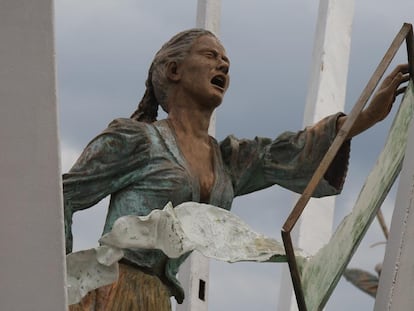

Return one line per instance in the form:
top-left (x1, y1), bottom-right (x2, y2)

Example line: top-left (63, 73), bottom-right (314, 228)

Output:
top-left (62, 119), bottom-right (151, 254)
top-left (62, 132), bottom-right (122, 254)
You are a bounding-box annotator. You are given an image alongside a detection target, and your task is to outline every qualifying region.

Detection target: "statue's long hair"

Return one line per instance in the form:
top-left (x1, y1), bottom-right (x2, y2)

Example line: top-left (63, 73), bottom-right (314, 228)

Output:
top-left (130, 28), bottom-right (215, 123)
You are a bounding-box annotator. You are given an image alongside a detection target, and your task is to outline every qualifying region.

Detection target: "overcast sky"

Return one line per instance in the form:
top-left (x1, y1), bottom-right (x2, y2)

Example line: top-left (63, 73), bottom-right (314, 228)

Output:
top-left (55, 1), bottom-right (414, 310)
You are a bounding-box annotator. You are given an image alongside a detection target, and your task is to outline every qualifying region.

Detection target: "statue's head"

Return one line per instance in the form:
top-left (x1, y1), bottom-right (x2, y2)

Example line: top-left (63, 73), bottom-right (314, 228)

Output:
top-left (131, 28), bottom-right (218, 123)
top-left (152, 28), bottom-right (217, 112)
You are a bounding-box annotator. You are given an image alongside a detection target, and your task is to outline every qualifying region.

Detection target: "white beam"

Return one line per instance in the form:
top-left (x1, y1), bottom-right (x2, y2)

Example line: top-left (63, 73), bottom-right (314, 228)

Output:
top-left (278, 0), bottom-right (354, 310)
top-left (374, 105), bottom-right (414, 310)
top-left (196, 0), bottom-right (221, 36)
top-left (0, 0), bottom-right (67, 310)
top-left (176, 1), bottom-right (221, 311)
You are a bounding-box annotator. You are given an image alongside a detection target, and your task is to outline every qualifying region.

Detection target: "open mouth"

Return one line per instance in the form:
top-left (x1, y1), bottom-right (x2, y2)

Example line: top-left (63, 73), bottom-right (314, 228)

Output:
top-left (211, 75), bottom-right (226, 90)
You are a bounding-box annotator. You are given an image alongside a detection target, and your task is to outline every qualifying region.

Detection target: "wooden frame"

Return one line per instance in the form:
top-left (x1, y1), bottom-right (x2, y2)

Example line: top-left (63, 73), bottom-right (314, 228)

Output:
top-left (281, 23), bottom-right (414, 311)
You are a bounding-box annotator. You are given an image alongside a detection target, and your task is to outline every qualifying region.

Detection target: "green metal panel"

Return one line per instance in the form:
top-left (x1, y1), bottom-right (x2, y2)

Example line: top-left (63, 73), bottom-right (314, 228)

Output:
top-left (300, 82), bottom-right (414, 311)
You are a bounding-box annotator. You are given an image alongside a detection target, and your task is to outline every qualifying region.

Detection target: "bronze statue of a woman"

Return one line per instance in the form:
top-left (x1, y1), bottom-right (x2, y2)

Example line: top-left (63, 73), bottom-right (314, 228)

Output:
top-left (64, 29), bottom-right (409, 310)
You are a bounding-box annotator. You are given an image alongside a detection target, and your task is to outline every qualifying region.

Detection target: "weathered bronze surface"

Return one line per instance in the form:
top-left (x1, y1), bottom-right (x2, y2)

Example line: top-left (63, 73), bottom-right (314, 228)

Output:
top-left (69, 264), bottom-right (171, 311)
top-left (64, 25), bottom-right (409, 310)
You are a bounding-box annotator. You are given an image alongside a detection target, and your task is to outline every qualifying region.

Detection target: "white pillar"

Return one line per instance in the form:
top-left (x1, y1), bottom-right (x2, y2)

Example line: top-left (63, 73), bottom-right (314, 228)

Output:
top-left (196, 0), bottom-right (221, 36)
top-left (0, 1), bottom-right (67, 310)
top-left (374, 113), bottom-right (414, 310)
top-left (278, 0), bottom-right (354, 310)
top-left (176, 1), bottom-right (221, 311)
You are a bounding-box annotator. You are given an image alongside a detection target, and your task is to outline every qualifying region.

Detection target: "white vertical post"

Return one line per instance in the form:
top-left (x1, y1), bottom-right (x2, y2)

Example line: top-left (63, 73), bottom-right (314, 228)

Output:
top-left (196, 0), bottom-right (221, 136)
top-left (277, 0), bottom-right (354, 310)
top-left (374, 116), bottom-right (414, 310)
top-left (0, 1), bottom-right (67, 311)
top-left (176, 1), bottom-right (221, 311)
top-left (196, 0), bottom-right (221, 36)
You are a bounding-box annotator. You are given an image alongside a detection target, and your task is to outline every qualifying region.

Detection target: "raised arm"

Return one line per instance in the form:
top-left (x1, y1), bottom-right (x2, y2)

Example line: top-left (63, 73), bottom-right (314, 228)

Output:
top-left (337, 64), bottom-right (410, 138)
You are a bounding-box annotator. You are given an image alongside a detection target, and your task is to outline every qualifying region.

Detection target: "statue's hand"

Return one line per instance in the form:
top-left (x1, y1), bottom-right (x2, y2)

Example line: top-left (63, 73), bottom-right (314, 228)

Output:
top-left (337, 63), bottom-right (410, 138)
top-left (364, 63), bottom-right (410, 123)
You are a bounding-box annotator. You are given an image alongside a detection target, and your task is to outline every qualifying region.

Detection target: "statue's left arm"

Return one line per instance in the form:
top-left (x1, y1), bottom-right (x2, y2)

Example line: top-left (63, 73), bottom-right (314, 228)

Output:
top-left (220, 113), bottom-right (350, 198)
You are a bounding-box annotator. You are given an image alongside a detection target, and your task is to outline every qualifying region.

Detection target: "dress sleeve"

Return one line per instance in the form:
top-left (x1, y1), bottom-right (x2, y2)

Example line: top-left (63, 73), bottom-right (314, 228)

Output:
top-left (220, 113), bottom-right (350, 198)
top-left (62, 118), bottom-right (151, 253)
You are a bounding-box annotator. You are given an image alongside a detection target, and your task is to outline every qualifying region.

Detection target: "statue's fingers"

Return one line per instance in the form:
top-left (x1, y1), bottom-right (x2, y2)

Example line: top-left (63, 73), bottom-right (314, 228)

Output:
top-left (381, 65), bottom-right (408, 86)
top-left (393, 74), bottom-right (410, 93)
top-left (399, 73), bottom-right (410, 82)
top-left (396, 86), bottom-right (407, 96)
top-left (391, 63), bottom-right (409, 76)
top-left (390, 72), bottom-right (408, 89)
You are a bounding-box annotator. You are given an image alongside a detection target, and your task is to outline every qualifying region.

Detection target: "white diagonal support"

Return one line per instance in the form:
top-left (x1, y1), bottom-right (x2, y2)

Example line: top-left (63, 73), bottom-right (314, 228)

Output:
top-left (278, 0), bottom-right (355, 310)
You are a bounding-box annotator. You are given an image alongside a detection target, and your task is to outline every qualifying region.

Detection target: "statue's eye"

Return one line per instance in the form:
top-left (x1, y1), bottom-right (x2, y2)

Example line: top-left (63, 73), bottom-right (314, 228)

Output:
top-left (205, 51), bottom-right (217, 58)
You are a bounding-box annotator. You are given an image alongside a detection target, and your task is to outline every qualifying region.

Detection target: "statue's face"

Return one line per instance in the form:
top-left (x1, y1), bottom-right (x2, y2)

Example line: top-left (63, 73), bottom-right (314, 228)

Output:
top-left (175, 35), bottom-right (230, 108)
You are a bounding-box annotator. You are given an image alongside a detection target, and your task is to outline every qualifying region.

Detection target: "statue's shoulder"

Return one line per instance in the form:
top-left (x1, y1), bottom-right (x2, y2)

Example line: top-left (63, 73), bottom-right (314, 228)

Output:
top-left (105, 118), bottom-right (152, 133)
top-left (89, 118), bottom-right (156, 151)
top-left (99, 118), bottom-right (166, 147)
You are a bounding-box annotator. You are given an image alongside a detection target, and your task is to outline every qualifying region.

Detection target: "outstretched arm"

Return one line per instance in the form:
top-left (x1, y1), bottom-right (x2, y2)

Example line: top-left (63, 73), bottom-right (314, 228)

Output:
top-left (63, 119), bottom-right (152, 253)
top-left (337, 64), bottom-right (410, 138)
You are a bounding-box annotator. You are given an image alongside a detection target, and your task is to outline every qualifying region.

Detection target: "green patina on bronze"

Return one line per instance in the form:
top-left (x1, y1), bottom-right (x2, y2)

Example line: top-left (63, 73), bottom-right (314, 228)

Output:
top-left (63, 114), bottom-right (348, 303)
top-left (62, 28), bottom-right (411, 310)
top-left (299, 82), bottom-right (414, 311)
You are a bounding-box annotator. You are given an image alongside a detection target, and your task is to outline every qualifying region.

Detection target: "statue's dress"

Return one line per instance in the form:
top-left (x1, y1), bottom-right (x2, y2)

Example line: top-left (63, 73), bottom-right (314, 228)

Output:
top-left (64, 114), bottom-right (350, 310)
